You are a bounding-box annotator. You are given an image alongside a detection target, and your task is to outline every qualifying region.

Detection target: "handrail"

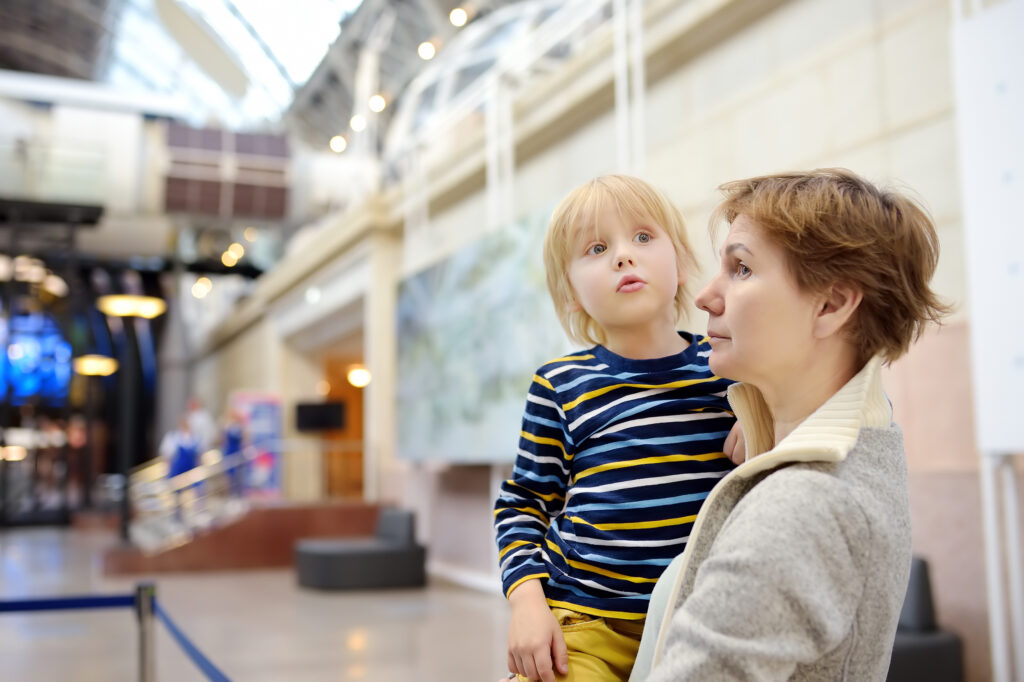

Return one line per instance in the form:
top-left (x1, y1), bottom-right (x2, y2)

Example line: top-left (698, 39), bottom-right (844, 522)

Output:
top-left (127, 437), bottom-right (367, 553)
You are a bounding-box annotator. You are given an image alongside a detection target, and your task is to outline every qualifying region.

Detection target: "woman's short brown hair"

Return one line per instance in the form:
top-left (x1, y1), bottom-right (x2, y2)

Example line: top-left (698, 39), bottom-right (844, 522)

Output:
top-left (543, 175), bottom-right (697, 347)
top-left (712, 168), bottom-right (951, 365)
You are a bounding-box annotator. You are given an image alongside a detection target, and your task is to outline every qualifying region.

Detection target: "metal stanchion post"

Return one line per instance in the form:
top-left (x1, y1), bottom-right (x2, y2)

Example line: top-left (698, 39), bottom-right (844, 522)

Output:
top-left (135, 582), bottom-right (156, 682)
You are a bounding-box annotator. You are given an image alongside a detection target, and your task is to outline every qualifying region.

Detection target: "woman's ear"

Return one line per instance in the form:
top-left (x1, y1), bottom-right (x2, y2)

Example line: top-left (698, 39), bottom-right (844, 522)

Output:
top-left (813, 283), bottom-right (863, 339)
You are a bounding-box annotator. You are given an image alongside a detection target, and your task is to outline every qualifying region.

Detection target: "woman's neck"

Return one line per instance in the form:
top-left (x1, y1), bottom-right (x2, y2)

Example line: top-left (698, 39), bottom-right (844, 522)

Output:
top-left (759, 346), bottom-right (860, 447)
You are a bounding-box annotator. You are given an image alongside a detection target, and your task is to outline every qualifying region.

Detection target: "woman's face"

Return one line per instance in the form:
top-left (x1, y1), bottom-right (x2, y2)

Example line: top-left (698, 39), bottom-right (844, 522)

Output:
top-left (694, 214), bottom-right (822, 387)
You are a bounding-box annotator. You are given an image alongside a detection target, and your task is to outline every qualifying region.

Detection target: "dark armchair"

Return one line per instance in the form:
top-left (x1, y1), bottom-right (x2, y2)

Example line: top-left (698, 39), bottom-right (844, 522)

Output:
top-left (887, 556), bottom-right (964, 682)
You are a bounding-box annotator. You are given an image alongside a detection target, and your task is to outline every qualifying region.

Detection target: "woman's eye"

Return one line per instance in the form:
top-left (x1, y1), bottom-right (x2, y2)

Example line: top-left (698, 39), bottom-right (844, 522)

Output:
top-left (736, 263), bottom-right (751, 277)
top-left (587, 244), bottom-right (606, 255)
top-left (635, 233), bottom-right (651, 243)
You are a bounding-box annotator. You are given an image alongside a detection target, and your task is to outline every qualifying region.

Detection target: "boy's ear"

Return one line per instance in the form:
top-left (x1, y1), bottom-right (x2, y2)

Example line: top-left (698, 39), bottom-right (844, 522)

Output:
top-left (812, 282), bottom-right (862, 339)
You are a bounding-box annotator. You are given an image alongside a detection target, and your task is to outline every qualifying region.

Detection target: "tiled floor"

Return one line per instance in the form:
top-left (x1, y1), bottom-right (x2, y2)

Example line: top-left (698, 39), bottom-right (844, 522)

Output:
top-left (0, 528), bottom-right (511, 681)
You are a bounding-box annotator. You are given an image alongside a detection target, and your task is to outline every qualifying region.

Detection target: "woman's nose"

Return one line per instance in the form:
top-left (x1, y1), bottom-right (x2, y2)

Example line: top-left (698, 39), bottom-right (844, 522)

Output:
top-left (695, 279), bottom-right (721, 314)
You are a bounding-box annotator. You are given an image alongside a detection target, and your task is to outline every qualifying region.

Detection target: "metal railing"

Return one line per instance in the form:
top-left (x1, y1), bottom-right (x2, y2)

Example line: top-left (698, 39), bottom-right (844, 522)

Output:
top-left (127, 438), bottom-right (364, 553)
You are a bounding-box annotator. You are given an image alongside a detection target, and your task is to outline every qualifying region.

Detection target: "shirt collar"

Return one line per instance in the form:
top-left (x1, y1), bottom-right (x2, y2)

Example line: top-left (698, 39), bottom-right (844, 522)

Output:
top-left (726, 355), bottom-right (891, 478)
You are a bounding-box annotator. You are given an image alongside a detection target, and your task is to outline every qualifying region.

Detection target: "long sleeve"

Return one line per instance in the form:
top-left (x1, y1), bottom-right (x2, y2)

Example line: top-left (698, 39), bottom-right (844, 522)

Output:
top-left (494, 371), bottom-right (572, 598)
top-left (648, 469), bottom-right (869, 681)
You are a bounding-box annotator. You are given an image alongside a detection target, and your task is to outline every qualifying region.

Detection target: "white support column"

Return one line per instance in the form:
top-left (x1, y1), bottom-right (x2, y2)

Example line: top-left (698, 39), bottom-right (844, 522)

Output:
top-left (485, 75), bottom-right (515, 231)
top-left (980, 454), bottom-right (1012, 682)
top-left (401, 145), bottom-right (430, 259)
top-left (612, 0), bottom-right (632, 172)
top-left (485, 76), bottom-right (501, 230)
top-left (628, 0), bottom-right (646, 177)
top-left (363, 222), bottom-right (401, 502)
top-left (612, 0), bottom-right (648, 174)
top-left (499, 76), bottom-right (515, 226)
top-left (999, 457), bottom-right (1024, 679)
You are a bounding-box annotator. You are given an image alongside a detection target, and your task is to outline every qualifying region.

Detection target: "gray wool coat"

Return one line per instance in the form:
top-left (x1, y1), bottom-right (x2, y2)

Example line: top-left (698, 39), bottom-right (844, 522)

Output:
top-left (632, 357), bottom-right (912, 681)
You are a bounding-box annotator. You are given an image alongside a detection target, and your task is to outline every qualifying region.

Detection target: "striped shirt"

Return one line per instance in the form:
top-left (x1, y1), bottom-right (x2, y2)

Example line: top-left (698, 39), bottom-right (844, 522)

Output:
top-left (494, 332), bottom-right (735, 619)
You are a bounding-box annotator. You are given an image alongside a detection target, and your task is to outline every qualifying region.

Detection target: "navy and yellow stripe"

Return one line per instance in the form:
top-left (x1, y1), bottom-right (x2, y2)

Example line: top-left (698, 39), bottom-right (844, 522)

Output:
top-left (494, 332), bottom-right (735, 618)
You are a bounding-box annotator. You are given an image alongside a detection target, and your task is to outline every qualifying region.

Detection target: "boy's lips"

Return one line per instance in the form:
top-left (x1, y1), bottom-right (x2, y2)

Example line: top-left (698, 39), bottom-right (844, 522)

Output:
top-left (617, 275), bottom-right (646, 292)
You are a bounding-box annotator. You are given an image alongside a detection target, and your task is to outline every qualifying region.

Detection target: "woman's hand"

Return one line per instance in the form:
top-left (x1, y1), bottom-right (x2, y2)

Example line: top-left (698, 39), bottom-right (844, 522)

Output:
top-left (724, 422), bottom-right (746, 466)
top-left (506, 580), bottom-right (568, 682)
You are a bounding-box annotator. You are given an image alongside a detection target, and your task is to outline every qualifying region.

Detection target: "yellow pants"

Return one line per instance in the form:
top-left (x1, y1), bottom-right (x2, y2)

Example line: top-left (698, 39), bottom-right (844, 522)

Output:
top-left (516, 608), bottom-right (645, 682)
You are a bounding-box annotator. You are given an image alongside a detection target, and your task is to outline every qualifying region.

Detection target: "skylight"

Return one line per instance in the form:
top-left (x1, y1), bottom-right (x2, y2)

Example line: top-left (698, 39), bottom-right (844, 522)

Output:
top-left (106, 0), bottom-right (364, 130)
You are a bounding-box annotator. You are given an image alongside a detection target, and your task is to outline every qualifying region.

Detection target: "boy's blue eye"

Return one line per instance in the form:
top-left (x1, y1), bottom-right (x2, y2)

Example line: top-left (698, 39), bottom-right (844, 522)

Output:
top-left (635, 233), bottom-right (651, 243)
top-left (587, 244), bottom-right (607, 255)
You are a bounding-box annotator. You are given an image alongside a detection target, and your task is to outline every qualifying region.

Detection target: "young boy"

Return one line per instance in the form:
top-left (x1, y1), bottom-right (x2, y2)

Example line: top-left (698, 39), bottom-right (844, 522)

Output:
top-left (494, 175), bottom-right (740, 682)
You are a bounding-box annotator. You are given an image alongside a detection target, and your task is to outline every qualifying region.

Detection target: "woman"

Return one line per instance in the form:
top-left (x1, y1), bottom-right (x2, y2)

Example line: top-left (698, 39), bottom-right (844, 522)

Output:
top-left (630, 169), bottom-right (950, 681)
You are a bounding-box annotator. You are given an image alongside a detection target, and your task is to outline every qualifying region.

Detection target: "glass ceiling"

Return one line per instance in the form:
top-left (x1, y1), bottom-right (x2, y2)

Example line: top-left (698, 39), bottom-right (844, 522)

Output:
top-left (104, 0), bottom-right (364, 131)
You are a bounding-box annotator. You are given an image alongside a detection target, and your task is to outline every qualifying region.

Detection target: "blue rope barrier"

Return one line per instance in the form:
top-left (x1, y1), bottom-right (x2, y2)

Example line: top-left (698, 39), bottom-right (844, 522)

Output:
top-left (153, 598), bottom-right (231, 682)
top-left (0, 594), bottom-right (135, 613)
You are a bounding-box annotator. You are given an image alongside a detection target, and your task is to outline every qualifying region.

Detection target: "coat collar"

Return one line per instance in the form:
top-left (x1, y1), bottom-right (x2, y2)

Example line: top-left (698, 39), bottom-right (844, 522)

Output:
top-left (726, 356), bottom-right (891, 479)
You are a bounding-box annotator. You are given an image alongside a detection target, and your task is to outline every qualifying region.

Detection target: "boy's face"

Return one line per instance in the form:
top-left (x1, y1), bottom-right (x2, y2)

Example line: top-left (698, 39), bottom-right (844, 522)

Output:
top-left (566, 203), bottom-right (684, 339)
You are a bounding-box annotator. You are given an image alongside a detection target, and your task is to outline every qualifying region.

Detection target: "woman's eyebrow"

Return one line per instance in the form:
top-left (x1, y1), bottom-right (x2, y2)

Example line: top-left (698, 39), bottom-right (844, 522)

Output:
top-left (724, 242), bottom-right (751, 257)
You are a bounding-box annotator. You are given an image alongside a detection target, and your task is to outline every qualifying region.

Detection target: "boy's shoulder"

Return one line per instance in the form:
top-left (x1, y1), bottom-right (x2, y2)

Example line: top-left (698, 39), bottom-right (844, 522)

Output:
top-left (534, 348), bottom-right (604, 376)
top-left (534, 333), bottom-right (716, 378)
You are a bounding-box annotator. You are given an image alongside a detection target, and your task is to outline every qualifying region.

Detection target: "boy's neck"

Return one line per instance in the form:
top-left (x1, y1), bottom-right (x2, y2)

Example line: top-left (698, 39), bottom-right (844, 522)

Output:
top-left (602, 325), bottom-right (689, 360)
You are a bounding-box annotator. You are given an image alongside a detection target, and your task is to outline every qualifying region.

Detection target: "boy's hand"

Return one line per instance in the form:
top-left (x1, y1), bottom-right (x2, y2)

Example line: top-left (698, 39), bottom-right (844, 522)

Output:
top-left (506, 580), bottom-right (568, 681)
top-left (724, 421), bottom-right (746, 466)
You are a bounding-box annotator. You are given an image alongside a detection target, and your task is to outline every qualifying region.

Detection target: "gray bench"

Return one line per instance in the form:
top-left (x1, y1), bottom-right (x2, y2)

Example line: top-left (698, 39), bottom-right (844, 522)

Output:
top-left (295, 508), bottom-right (426, 590)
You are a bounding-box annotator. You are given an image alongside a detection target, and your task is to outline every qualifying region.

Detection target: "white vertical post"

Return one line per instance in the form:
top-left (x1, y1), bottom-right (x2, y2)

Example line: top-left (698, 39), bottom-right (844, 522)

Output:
top-left (485, 75), bottom-right (516, 231)
top-left (500, 76), bottom-right (515, 227)
top-left (628, 0), bottom-right (646, 177)
top-left (612, 0), bottom-right (632, 172)
top-left (999, 457), bottom-right (1024, 679)
top-left (363, 224), bottom-right (401, 503)
top-left (401, 146), bottom-right (430, 259)
top-left (980, 454), bottom-right (1012, 682)
top-left (485, 76), bottom-right (502, 231)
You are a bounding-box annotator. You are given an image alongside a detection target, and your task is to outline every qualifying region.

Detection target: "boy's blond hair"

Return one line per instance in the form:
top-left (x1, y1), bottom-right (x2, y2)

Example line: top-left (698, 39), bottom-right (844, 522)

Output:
top-left (543, 175), bottom-right (697, 347)
top-left (712, 168), bottom-right (952, 366)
